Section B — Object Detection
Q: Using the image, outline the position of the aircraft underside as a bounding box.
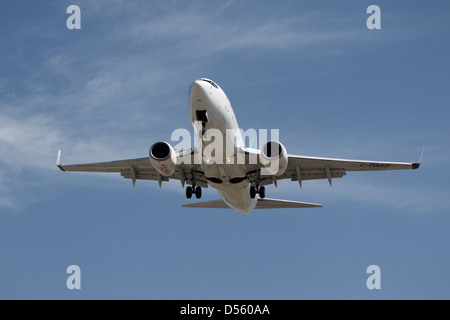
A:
[57,78,420,214]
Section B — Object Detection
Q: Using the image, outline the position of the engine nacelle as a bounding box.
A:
[259,141,288,176]
[149,142,177,176]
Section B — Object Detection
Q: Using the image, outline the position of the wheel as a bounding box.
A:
[195,186,202,199]
[259,186,266,199]
[186,186,193,199]
[250,186,257,199]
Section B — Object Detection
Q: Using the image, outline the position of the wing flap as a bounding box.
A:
[284,168,347,182]
[288,155,418,172]
[60,157,151,173]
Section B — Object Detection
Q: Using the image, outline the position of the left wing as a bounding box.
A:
[56,150,208,188]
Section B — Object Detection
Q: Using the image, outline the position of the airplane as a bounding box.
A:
[57,78,421,214]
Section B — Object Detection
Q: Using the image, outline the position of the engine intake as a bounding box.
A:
[149,142,177,176]
[260,141,288,176]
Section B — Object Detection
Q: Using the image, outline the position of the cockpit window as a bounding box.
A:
[200,78,218,89]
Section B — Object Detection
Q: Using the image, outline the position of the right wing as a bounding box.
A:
[240,147,420,187]
[56,149,208,188]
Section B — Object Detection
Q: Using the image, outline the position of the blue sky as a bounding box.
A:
[0,0,449,299]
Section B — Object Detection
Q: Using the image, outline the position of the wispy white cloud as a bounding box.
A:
[0,111,153,210]
[0,115,62,169]
[0,170,18,210]
[113,6,365,57]
[272,173,445,215]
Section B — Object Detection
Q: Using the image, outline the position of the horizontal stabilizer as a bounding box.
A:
[182,200,229,209]
[256,198,322,209]
[182,198,322,209]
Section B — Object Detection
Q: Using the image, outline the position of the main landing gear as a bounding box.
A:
[186,169,202,199]
[250,186,266,199]
[186,186,202,199]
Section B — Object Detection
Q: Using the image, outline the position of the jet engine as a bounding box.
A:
[260,141,288,176]
[149,142,177,176]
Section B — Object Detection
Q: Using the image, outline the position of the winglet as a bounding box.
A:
[412,147,424,170]
[419,146,424,163]
[56,150,65,172]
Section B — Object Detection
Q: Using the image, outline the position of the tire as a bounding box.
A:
[250,186,256,199]
[186,186,193,199]
[195,186,202,199]
[259,186,266,199]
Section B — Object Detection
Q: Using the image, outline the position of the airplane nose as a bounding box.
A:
[190,80,206,101]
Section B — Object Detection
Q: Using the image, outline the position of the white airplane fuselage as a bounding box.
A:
[189,79,257,214]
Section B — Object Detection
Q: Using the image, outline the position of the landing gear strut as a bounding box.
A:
[250,186,266,199]
[186,169,202,199]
